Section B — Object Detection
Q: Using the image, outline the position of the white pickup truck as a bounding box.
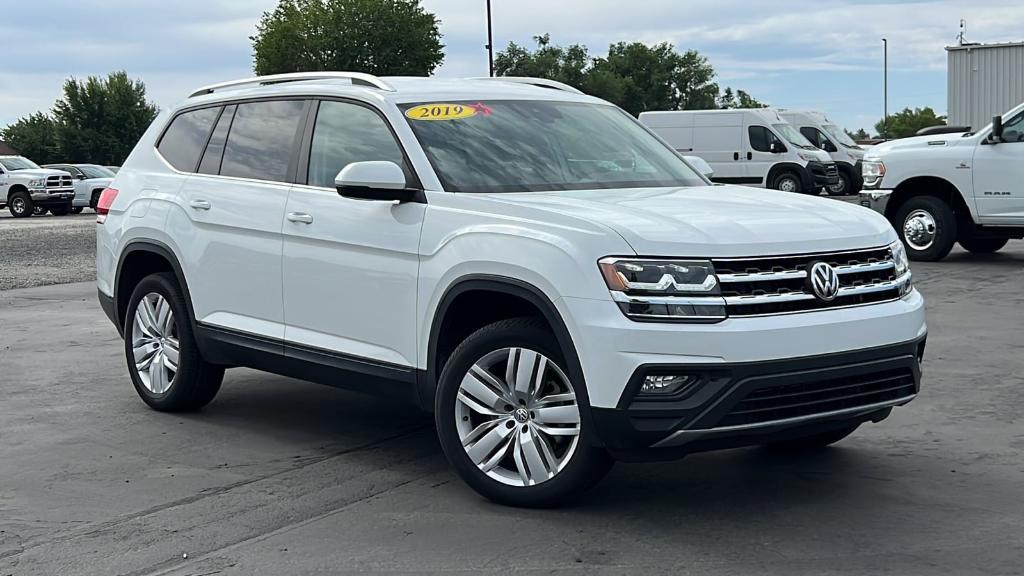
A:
[0,155,76,217]
[859,102,1024,261]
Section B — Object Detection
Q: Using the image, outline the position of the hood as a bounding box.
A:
[484,185,894,257]
[806,147,832,162]
[10,168,70,179]
[868,132,970,157]
[83,177,113,186]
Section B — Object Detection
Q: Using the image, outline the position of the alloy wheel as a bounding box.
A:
[778,177,798,192]
[131,292,180,394]
[12,197,26,214]
[455,347,581,487]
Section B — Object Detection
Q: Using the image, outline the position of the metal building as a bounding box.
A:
[946,41,1024,131]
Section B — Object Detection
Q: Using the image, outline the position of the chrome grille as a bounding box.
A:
[45,174,73,190]
[713,246,903,316]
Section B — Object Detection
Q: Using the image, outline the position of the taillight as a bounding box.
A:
[96,188,119,224]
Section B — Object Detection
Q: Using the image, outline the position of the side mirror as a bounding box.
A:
[335,161,420,203]
[769,141,784,153]
[989,115,1004,143]
[824,141,837,153]
[683,155,714,179]
[76,174,87,180]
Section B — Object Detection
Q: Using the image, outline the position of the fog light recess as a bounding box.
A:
[639,374,701,397]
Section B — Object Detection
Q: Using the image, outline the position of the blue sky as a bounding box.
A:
[1,0,1021,133]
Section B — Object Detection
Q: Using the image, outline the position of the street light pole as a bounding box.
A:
[486,0,494,77]
[882,38,888,139]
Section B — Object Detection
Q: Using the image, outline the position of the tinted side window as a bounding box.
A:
[1001,112,1024,142]
[221,100,306,182]
[198,105,236,175]
[307,101,409,188]
[748,126,776,152]
[800,127,821,147]
[158,107,221,171]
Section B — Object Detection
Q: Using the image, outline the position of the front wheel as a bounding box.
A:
[125,272,224,412]
[771,171,802,194]
[827,171,852,196]
[894,196,957,261]
[9,191,33,218]
[435,317,612,507]
[958,236,1008,254]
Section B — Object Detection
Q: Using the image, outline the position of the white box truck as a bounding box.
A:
[779,109,867,195]
[639,108,839,194]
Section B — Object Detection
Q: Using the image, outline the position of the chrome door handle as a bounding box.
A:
[189,199,211,210]
[287,212,313,224]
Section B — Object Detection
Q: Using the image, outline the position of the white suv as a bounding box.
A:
[97,72,927,507]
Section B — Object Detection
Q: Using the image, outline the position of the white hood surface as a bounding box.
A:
[9,168,70,179]
[486,185,895,257]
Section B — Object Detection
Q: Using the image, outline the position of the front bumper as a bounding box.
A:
[589,337,923,460]
[806,161,841,187]
[30,189,75,205]
[859,189,893,215]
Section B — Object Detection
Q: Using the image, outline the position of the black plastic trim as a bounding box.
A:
[113,239,197,336]
[766,161,814,191]
[98,288,116,329]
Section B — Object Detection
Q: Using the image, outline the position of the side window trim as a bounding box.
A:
[195,105,227,173]
[301,96,423,191]
[155,105,221,173]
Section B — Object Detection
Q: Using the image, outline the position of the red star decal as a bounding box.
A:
[469,102,493,116]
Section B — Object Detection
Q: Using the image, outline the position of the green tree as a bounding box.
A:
[52,71,158,165]
[718,87,767,109]
[251,0,444,76]
[875,107,946,139]
[846,127,870,141]
[494,35,759,117]
[0,113,60,164]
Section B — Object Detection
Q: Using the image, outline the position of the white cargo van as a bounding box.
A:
[779,109,867,195]
[639,108,839,194]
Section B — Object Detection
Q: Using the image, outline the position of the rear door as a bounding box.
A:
[281,99,424,369]
[168,99,308,340]
[973,110,1024,224]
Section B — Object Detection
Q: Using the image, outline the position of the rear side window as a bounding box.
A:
[307,100,409,188]
[220,100,306,182]
[158,107,221,171]
[198,105,236,175]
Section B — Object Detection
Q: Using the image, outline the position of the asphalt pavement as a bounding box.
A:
[1,242,1024,575]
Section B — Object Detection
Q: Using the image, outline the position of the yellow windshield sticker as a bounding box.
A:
[405,103,491,121]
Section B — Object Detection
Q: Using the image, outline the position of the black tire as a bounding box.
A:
[49,203,71,216]
[70,206,84,214]
[827,171,852,196]
[771,171,803,194]
[90,190,102,210]
[767,423,860,450]
[435,317,613,507]
[894,196,957,262]
[33,206,48,216]
[9,191,34,218]
[958,236,1008,254]
[124,272,224,412]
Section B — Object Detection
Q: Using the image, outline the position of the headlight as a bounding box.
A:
[797,151,820,162]
[889,240,912,296]
[598,258,726,322]
[28,178,45,187]
[863,159,886,188]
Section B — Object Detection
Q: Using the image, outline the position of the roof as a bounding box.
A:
[0,141,18,155]
[946,41,1024,51]
[180,73,604,110]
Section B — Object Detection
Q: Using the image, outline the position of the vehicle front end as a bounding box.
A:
[26,170,76,207]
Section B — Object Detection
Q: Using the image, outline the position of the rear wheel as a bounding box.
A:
[894,196,957,261]
[33,205,48,216]
[435,317,612,507]
[125,273,224,412]
[958,236,1008,254]
[767,423,860,450]
[772,171,802,194]
[9,191,33,218]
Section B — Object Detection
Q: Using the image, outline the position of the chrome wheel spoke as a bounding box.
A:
[149,350,167,393]
[163,337,180,370]
[133,338,159,367]
[455,346,581,488]
[131,292,178,394]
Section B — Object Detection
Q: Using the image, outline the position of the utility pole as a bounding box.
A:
[486,0,494,77]
[882,38,888,139]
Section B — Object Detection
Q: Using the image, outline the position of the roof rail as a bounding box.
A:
[468,76,584,95]
[188,72,395,98]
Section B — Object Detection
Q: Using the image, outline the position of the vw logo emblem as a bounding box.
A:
[513,408,530,423]
[809,262,840,302]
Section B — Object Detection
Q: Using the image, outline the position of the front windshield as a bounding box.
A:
[400,100,706,193]
[78,164,115,179]
[0,157,41,171]
[822,123,858,147]
[771,124,817,149]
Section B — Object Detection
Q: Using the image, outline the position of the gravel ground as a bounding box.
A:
[0,212,96,290]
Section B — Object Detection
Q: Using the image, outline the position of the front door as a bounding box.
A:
[745,124,786,185]
[973,110,1024,224]
[282,99,424,369]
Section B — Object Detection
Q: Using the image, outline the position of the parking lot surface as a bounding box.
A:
[0,212,96,290]
[1,245,1023,575]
